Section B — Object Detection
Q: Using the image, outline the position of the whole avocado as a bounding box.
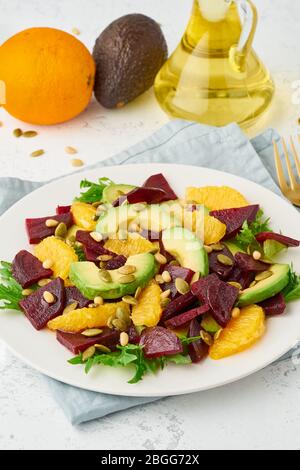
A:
[93,14,168,109]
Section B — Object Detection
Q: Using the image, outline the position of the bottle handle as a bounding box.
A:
[229,0,258,72]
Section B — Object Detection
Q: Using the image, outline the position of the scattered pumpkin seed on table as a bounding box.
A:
[13,128,22,138]
[30,149,45,158]
[23,130,38,138]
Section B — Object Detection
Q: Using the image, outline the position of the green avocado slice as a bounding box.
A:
[69,253,157,300]
[102,184,136,204]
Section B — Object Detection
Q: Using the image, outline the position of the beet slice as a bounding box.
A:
[12,250,53,288]
[26,213,73,244]
[113,187,167,207]
[57,327,120,354]
[188,319,209,364]
[210,205,259,239]
[209,245,235,280]
[139,229,160,242]
[76,231,114,256]
[235,252,270,272]
[106,255,127,270]
[207,280,239,328]
[161,265,195,299]
[161,292,198,322]
[228,265,255,290]
[165,304,210,329]
[65,286,91,309]
[256,232,300,247]
[191,274,218,302]
[56,205,71,215]
[143,173,178,201]
[19,278,65,330]
[140,326,183,358]
[259,293,286,316]
[128,325,141,345]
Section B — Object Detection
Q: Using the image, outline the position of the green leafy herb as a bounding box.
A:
[75,177,113,204]
[263,239,286,260]
[282,266,300,302]
[235,209,272,251]
[0,261,23,311]
[181,335,202,345]
[69,344,191,384]
[74,245,86,261]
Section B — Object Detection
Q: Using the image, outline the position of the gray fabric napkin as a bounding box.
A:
[0,120,292,425]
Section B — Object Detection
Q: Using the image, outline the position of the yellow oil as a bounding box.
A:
[154,0,275,128]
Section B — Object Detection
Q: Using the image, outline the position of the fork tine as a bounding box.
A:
[281,137,298,190]
[273,140,288,192]
[291,136,300,178]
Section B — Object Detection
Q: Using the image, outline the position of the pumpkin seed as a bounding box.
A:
[155,274,164,284]
[55,222,67,239]
[38,278,52,287]
[45,219,59,228]
[155,253,168,265]
[63,302,78,315]
[231,307,241,319]
[82,346,96,362]
[204,245,213,254]
[118,265,137,275]
[122,295,138,306]
[94,296,104,306]
[99,261,107,270]
[255,271,273,282]
[88,303,97,308]
[160,289,171,300]
[81,329,103,337]
[217,254,233,266]
[43,291,55,304]
[214,329,223,341]
[42,259,53,269]
[71,158,84,167]
[116,307,130,322]
[191,272,200,284]
[249,280,257,288]
[161,298,171,308]
[22,288,33,297]
[90,232,103,242]
[162,271,172,283]
[135,286,142,299]
[112,318,127,331]
[31,149,45,158]
[99,270,112,283]
[175,278,190,295]
[23,130,38,138]
[168,260,180,267]
[65,146,77,154]
[13,128,23,138]
[211,243,224,252]
[228,281,242,290]
[119,274,136,284]
[120,332,129,347]
[106,316,114,329]
[94,344,111,354]
[252,250,262,261]
[71,27,81,36]
[200,330,213,346]
[97,254,113,262]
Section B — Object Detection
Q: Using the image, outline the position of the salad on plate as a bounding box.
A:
[1,173,300,384]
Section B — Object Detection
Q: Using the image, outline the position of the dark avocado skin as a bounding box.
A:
[93,14,168,108]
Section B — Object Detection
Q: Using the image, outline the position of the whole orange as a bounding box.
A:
[0,28,95,125]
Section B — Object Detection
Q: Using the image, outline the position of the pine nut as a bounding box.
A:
[45,219,59,228]
[155,253,167,265]
[65,146,78,154]
[71,158,84,167]
[160,289,171,300]
[231,307,241,319]
[162,271,172,283]
[90,232,103,242]
[120,332,129,347]
[97,254,113,262]
[22,289,33,297]
[94,296,104,306]
[155,274,164,284]
[42,259,53,269]
[204,245,213,254]
[43,291,55,304]
[38,279,52,287]
[252,250,262,260]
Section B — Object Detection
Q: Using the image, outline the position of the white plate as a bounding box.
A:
[0,164,300,397]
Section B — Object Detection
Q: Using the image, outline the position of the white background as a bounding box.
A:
[1,0,300,450]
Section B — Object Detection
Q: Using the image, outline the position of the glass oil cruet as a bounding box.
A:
[154,0,275,128]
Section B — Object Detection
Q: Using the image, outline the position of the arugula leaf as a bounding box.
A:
[181,335,202,345]
[263,239,286,260]
[0,261,23,311]
[235,209,272,251]
[282,266,300,302]
[69,344,192,384]
[75,177,113,204]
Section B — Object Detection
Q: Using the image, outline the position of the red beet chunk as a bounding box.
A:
[106,255,127,270]
[57,328,120,355]
[12,250,53,288]
[192,274,218,302]
[19,278,65,330]
[165,304,210,329]
[128,325,141,345]
[140,326,183,359]
[76,231,114,256]
[228,265,255,290]
[143,173,178,201]
[259,293,286,316]
[209,245,235,280]
[235,252,270,272]
[26,213,73,244]
[256,232,300,247]
[210,205,259,239]
[161,265,195,299]
[113,187,167,207]
[161,292,198,322]
[65,286,91,309]
[56,205,71,215]
[139,229,160,241]
[188,319,208,363]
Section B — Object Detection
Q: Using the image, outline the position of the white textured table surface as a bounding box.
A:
[1,0,300,450]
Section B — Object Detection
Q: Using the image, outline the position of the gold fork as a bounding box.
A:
[273,136,300,207]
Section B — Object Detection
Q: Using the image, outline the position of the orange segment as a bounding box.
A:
[71,202,97,231]
[47,301,130,332]
[104,234,155,258]
[209,305,266,360]
[35,236,78,280]
[131,281,162,327]
[203,215,227,245]
[186,186,248,210]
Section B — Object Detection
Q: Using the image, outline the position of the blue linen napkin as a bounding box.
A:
[0,120,291,425]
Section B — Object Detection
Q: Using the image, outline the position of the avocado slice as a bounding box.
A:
[201,314,221,334]
[102,184,136,204]
[238,263,290,307]
[69,253,157,300]
[137,205,181,233]
[162,227,209,276]
[96,205,138,236]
